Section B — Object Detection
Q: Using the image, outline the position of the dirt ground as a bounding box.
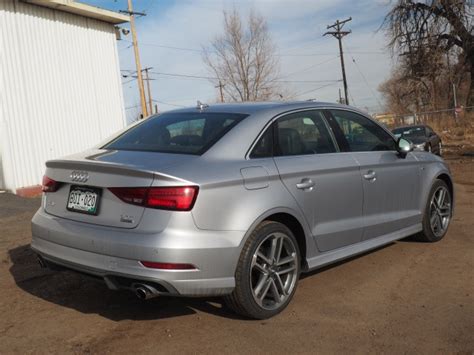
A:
[0,157,473,354]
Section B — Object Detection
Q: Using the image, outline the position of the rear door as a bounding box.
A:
[271,110,364,252]
[327,109,421,240]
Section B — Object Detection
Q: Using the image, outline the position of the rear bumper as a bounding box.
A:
[31,209,246,296]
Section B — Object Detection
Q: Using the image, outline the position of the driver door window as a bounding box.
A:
[329,110,396,152]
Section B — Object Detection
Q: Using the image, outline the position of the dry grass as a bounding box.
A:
[428,113,474,156]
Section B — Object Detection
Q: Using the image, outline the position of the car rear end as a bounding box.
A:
[31,111,249,298]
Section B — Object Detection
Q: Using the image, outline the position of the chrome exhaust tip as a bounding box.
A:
[135,287,149,300]
[133,284,159,300]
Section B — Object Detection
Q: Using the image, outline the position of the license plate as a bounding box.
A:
[67,186,101,215]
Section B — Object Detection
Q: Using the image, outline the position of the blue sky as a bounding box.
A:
[82,0,396,121]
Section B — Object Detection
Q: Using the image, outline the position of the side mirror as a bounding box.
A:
[397,137,413,158]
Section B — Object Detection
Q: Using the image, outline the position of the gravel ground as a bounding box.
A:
[0,157,473,354]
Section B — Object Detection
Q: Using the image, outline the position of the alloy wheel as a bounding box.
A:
[429,186,451,237]
[250,232,298,310]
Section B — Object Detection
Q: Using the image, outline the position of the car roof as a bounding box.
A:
[164,101,365,116]
[393,125,427,130]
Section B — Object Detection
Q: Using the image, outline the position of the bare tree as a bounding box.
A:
[203,9,282,102]
[382,0,474,106]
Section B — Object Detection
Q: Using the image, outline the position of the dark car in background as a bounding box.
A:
[392,125,442,155]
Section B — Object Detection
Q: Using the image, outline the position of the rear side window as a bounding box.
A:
[250,125,274,158]
[104,112,248,155]
[329,110,396,152]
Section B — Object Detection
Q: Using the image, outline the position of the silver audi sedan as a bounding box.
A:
[31,101,453,319]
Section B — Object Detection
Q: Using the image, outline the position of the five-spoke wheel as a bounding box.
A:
[225,221,300,319]
[417,179,452,242]
[429,185,451,238]
[250,232,299,311]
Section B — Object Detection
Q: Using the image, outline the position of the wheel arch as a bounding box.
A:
[240,207,314,271]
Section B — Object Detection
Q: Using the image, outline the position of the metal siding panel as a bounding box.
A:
[0,0,126,192]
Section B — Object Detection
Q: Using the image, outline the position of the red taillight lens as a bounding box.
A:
[147,186,198,211]
[109,186,199,211]
[42,175,59,192]
[108,187,148,206]
[140,261,197,270]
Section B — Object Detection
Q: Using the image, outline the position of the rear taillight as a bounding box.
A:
[42,175,59,192]
[109,186,199,211]
[140,261,197,270]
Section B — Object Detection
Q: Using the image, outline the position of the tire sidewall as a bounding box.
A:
[237,222,301,319]
[422,180,451,242]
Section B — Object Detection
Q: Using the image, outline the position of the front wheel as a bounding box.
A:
[224,221,301,319]
[415,179,452,242]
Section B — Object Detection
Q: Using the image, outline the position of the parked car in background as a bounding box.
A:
[32,102,453,319]
[392,125,442,155]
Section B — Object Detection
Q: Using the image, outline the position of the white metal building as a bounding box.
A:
[0,0,129,195]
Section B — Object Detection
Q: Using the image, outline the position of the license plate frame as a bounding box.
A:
[66,185,102,215]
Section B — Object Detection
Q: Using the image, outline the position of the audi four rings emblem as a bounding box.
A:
[70,171,89,183]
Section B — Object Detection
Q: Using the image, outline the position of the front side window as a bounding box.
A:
[103,112,248,155]
[329,110,396,152]
[275,111,337,156]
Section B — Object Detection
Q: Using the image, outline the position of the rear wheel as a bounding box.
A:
[415,180,452,242]
[225,221,300,319]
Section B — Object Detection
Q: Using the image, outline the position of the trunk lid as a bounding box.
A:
[43,149,195,229]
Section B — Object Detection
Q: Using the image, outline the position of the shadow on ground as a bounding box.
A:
[9,236,420,321]
[8,244,245,321]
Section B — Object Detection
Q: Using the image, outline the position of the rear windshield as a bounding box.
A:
[103,112,248,155]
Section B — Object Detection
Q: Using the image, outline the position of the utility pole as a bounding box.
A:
[216,80,225,102]
[324,17,352,105]
[338,88,344,104]
[143,67,154,114]
[123,0,148,117]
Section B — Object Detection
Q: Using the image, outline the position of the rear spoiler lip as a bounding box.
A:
[45,159,190,184]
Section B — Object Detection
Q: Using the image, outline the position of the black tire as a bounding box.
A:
[415,179,452,242]
[224,221,301,319]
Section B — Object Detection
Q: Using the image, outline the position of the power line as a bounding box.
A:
[290,82,340,99]
[152,99,186,108]
[122,77,137,85]
[278,51,385,57]
[120,39,383,58]
[122,39,204,53]
[349,54,384,110]
[279,56,340,79]
[122,69,342,84]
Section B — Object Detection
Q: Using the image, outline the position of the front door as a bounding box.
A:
[327,109,421,240]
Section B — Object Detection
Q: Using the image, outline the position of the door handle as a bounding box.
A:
[296,179,315,190]
[363,170,377,181]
